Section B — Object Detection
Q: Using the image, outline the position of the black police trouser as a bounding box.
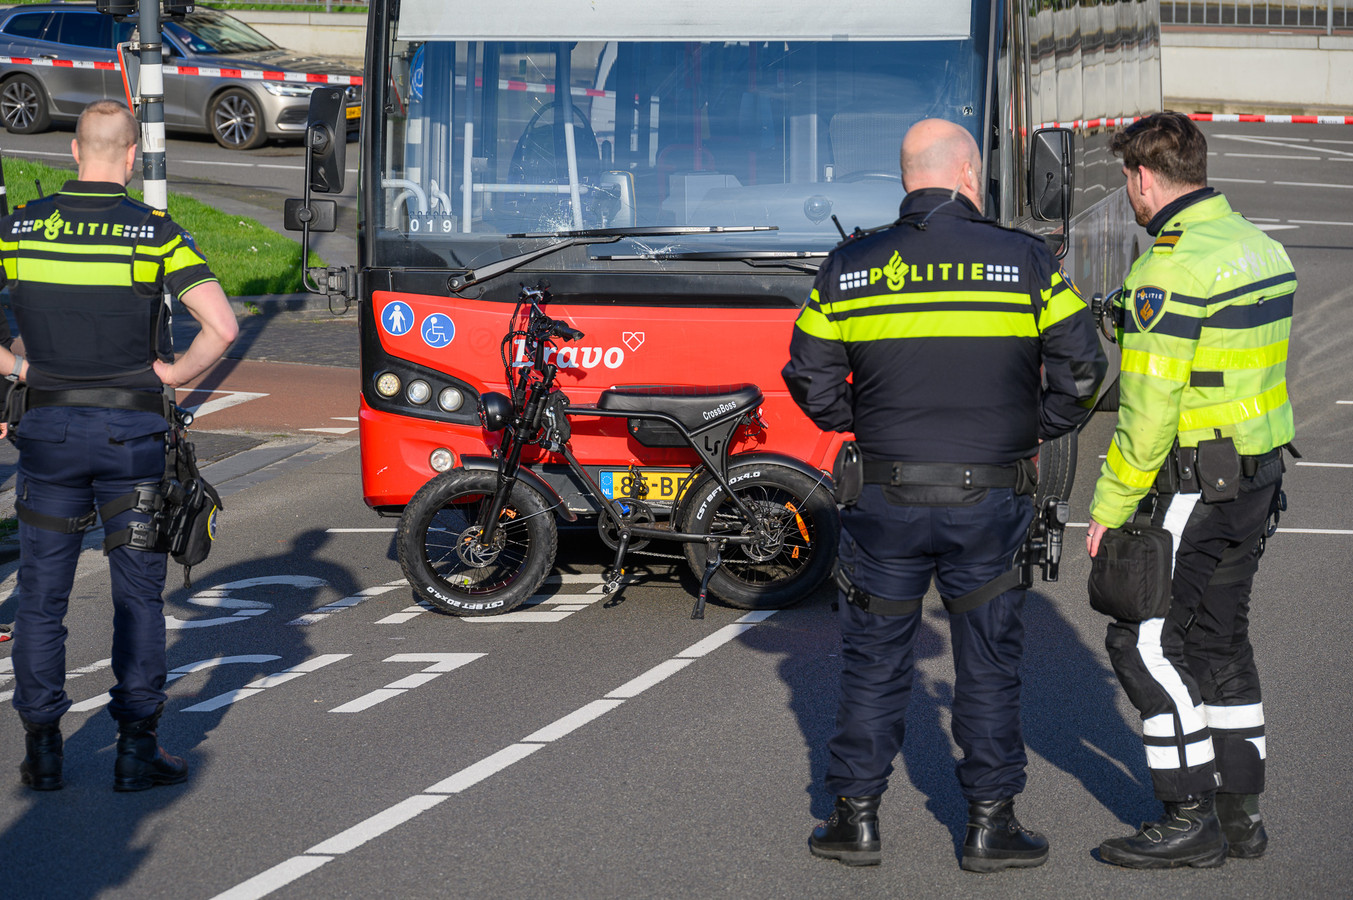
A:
[824,485,1033,801]
[10,407,169,726]
[1105,455,1281,801]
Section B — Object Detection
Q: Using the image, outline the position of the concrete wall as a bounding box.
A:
[237,13,1353,114]
[1162,29,1353,113]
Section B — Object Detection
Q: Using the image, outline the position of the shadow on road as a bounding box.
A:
[738,585,1154,863]
[0,528,361,899]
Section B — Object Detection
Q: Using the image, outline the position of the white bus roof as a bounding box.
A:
[396,0,970,42]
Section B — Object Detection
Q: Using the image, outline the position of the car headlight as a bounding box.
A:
[262,81,315,98]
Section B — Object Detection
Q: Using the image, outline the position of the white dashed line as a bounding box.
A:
[210,610,780,900]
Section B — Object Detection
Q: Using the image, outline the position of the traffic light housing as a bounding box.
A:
[95,0,137,18]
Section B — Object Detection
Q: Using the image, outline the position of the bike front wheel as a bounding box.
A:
[681,463,839,609]
[397,469,558,616]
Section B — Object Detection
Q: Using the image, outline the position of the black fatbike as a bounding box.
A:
[396,285,839,618]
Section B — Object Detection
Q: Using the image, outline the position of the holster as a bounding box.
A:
[832,441,863,507]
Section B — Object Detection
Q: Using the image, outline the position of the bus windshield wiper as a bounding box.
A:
[451,226,779,291]
[591,249,826,273]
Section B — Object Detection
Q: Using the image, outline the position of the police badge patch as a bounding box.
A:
[1133,286,1168,332]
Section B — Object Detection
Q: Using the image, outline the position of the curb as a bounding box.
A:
[227,292,352,316]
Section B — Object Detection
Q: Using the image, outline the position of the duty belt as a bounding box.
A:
[861,460,1018,489]
[1240,447,1283,478]
[25,387,170,417]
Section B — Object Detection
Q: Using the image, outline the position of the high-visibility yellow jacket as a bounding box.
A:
[1091,191,1296,527]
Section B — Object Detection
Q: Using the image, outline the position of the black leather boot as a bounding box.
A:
[113,706,188,792]
[1098,793,1228,868]
[809,795,882,866]
[960,797,1049,872]
[1216,792,1267,859]
[19,717,64,791]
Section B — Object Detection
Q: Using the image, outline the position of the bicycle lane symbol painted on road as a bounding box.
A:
[382,300,415,337]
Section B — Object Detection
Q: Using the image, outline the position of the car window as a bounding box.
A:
[165,11,276,54]
[50,12,111,50]
[2,12,52,40]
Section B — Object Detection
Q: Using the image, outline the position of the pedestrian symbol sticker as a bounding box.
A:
[382,301,414,337]
[421,314,455,348]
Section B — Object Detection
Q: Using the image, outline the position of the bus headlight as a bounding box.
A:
[375,372,401,398]
[406,380,431,405]
[438,387,464,411]
[429,448,454,472]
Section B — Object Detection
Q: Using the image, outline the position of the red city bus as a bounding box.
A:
[289,0,1160,611]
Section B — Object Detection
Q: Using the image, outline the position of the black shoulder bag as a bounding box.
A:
[1087,522,1173,621]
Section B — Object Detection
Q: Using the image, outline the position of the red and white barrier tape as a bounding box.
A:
[0,55,362,86]
[1040,113,1353,129]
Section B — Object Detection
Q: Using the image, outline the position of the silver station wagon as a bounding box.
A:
[0,3,360,150]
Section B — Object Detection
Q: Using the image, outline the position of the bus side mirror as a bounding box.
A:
[306,87,347,194]
[1029,126,1073,222]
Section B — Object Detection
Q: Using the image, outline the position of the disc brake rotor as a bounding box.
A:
[455,525,507,567]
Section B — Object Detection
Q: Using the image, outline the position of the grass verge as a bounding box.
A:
[2,156,320,297]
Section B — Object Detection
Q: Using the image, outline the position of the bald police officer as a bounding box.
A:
[785,119,1105,869]
[3,100,238,792]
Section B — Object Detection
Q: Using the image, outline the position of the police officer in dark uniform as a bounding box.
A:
[3,100,238,792]
[784,118,1105,869]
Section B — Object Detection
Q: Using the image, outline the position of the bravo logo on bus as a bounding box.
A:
[512,331,641,369]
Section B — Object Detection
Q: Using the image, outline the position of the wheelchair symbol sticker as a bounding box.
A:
[421,314,455,348]
[381,301,414,337]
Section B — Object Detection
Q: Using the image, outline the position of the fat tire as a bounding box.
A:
[1036,430,1078,508]
[1096,376,1121,413]
[397,469,557,616]
[681,463,838,610]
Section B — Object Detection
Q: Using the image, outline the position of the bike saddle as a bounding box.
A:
[597,383,764,432]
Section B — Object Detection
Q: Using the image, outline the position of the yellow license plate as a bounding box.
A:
[599,469,695,502]
[345,105,361,120]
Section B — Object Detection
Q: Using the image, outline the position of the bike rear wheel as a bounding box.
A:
[397,469,558,616]
[681,463,838,609]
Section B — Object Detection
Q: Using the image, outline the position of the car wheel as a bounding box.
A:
[209,87,266,150]
[1,74,51,135]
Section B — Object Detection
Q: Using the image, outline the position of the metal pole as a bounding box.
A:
[138,1,166,210]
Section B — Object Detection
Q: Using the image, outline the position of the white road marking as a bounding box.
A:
[210,856,335,900]
[1255,225,1300,232]
[176,389,269,419]
[181,653,349,713]
[1211,177,1267,184]
[1296,460,1353,467]
[289,580,407,625]
[378,574,625,625]
[211,610,780,900]
[329,653,483,713]
[1223,153,1320,160]
[167,576,327,629]
[300,427,358,434]
[1289,219,1353,226]
[66,654,284,713]
[1273,181,1353,190]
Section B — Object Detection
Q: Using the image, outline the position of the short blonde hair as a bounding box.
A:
[75,100,138,162]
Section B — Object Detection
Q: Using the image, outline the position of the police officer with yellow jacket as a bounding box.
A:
[1087,112,1294,868]
[784,119,1105,870]
[3,100,238,793]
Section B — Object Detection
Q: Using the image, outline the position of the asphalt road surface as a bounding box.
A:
[0,123,1351,898]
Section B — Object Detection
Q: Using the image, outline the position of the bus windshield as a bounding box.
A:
[375,34,986,271]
